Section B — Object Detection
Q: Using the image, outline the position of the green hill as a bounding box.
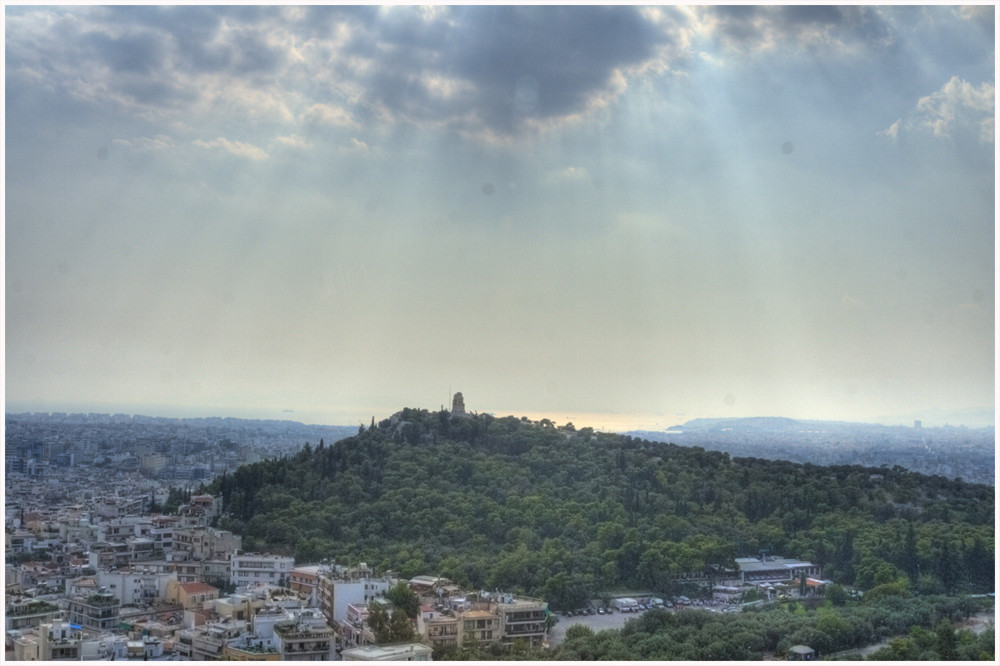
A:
[202,407,994,606]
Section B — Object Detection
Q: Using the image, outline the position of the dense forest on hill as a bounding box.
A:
[202,408,993,607]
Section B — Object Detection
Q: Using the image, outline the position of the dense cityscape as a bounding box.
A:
[4,405,995,660]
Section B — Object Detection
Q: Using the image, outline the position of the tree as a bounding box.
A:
[385,582,420,619]
[900,521,919,583]
[963,537,993,592]
[824,583,848,606]
[388,608,415,642]
[935,619,957,660]
[933,540,959,594]
[367,603,390,643]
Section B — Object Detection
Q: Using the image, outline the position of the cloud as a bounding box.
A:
[878,119,901,141]
[301,103,359,128]
[275,134,311,150]
[305,6,681,140]
[112,135,175,151]
[4,5,294,124]
[342,137,370,153]
[698,5,889,53]
[956,4,995,33]
[882,77,995,144]
[915,77,994,143]
[193,137,268,160]
[6,4,991,151]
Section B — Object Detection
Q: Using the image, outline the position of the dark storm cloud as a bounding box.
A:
[344,5,669,135]
[98,5,228,72]
[7,5,669,137]
[82,29,165,75]
[706,5,890,50]
[98,5,286,77]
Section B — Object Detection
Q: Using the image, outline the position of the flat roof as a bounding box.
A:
[736,558,815,572]
[343,643,432,659]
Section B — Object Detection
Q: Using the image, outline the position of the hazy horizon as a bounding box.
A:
[4,398,994,432]
[6,6,994,429]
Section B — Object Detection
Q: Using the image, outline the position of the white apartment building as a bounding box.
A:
[317,573,395,627]
[230,551,294,588]
[96,568,176,606]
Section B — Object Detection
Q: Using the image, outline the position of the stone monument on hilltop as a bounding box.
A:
[451,392,466,416]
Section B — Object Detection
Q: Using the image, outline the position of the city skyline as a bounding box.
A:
[5,5,995,430]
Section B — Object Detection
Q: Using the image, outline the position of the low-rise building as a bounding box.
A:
[10,620,87,661]
[273,609,336,660]
[177,494,222,528]
[96,567,176,606]
[316,568,395,627]
[495,594,548,648]
[186,619,249,661]
[165,580,220,610]
[230,551,294,588]
[4,596,62,631]
[173,526,241,561]
[338,602,377,650]
[224,633,281,660]
[417,605,460,650]
[290,564,323,603]
[462,607,500,644]
[735,555,821,584]
[66,588,120,631]
[414,593,547,650]
[213,593,264,622]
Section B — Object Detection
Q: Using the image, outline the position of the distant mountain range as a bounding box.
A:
[623,414,994,485]
[662,413,994,433]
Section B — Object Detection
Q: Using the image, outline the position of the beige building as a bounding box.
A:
[415,593,548,650]
[495,595,548,648]
[417,606,459,650]
[172,526,242,561]
[165,579,220,610]
[11,620,85,661]
[462,608,500,644]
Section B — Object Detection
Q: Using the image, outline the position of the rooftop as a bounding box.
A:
[178,581,219,595]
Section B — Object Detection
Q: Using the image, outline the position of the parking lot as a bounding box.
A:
[545,609,643,647]
[545,601,739,648]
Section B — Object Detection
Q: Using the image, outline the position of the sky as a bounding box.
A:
[5,3,996,430]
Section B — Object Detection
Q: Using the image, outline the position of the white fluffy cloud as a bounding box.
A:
[884,77,995,144]
[916,76,994,143]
